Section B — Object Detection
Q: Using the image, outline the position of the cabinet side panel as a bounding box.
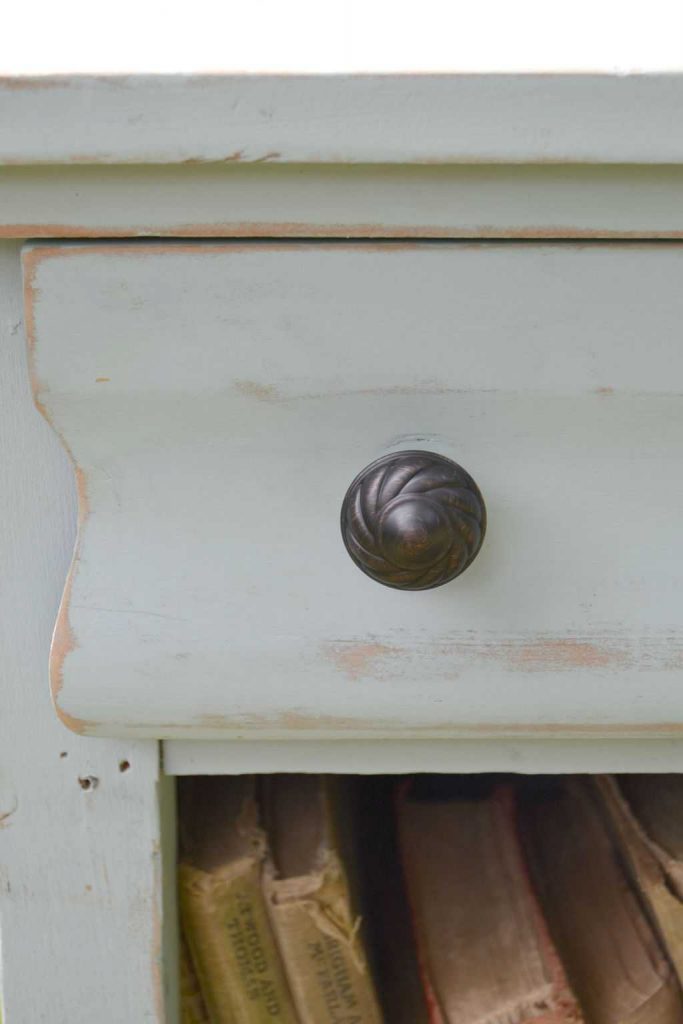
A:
[0,242,177,1023]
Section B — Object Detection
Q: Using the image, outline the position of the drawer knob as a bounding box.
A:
[340,450,486,590]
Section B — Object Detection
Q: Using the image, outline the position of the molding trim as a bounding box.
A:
[3,74,683,166]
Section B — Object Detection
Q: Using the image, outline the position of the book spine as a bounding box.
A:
[265,864,383,1024]
[180,933,211,1024]
[594,776,683,990]
[179,861,297,1024]
[394,781,446,1024]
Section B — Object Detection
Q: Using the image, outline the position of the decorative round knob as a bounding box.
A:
[340,450,486,590]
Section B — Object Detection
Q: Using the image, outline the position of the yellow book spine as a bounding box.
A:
[265,857,383,1024]
[180,934,211,1024]
[179,861,298,1024]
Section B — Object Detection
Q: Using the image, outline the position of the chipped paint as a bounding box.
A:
[483,636,630,672]
[197,711,388,732]
[323,634,681,680]
[19,238,681,262]
[56,707,683,741]
[7,221,683,241]
[325,642,398,681]
[193,709,683,738]
[23,247,90,735]
[48,466,90,735]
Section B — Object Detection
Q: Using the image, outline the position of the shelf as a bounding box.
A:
[164,738,683,775]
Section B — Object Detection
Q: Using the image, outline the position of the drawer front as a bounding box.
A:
[24,242,683,738]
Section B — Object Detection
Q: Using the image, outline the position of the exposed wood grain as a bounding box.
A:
[5,165,683,239]
[24,240,683,740]
[0,242,178,1022]
[2,75,683,165]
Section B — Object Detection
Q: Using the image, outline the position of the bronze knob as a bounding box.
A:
[340,450,486,590]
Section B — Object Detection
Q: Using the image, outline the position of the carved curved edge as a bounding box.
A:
[24,247,90,735]
[47,467,90,735]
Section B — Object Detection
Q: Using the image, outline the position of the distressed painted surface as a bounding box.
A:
[164,739,683,776]
[0,243,177,1022]
[24,241,683,739]
[5,165,683,239]
[3,75,683,165]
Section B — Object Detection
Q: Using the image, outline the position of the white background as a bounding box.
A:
[2,0,683,74]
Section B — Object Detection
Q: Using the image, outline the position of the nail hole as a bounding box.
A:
[59,751,68,759]
[118,760,130,773]
[78,776,98,791]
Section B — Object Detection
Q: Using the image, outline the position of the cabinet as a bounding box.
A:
[3,74,683,1022]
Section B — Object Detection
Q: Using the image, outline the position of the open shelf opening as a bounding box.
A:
[175,772,683,1023]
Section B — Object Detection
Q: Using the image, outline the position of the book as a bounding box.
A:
[397,777,583,1024]
[262,774,384,1024]
[177,775,298,1024]
[522,777,683,1024]
[179,933,211,1024]
[595,775,683,987]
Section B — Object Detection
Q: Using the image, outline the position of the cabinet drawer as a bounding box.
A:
[24,242,683,738]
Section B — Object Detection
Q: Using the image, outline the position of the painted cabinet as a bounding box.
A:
[3,75,683,1024]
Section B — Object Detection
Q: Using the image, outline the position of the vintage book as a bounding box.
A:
[262,774,384,1024]
[397,778,583,1024]
[179,933,211,1024]
[177,776,298,1024]
[595,775,683,987]
[522,777,683,1024]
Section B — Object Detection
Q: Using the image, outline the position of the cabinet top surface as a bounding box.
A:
[4,74,683,167]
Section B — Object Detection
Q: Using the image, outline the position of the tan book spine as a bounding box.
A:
[264,851,383,1024]
[524,778,683,1024]
[595,776,683,987]
[398,784,583,1024]
[180,934,211,1024]
[179,857,298,1024]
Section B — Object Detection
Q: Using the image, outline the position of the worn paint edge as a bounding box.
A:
[9,222,683,241]
[72,717,683,741]
[22,246,92,735]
